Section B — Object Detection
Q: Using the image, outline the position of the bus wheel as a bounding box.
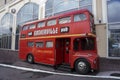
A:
[27,54,34,64]
[75,59,90,74]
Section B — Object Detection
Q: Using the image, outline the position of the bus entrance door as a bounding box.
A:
[64,39,70,64]
[55,38,70,65]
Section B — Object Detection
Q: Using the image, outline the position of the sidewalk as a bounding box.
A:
[0,49,19,64]
[0,49,120,77]
[99,57,120,71]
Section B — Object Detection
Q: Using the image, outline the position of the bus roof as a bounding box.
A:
[23,9,92,26]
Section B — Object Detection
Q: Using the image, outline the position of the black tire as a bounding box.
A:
[27,54,34,64]
[75,59,90,75]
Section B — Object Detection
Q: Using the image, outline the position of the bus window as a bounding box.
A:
[22,25,28,31]
[38,21,45,28]
[46,41,53,48]
[74,14,86,22]
[36,42,44,48]
[47,19,56,26]
[81,38,94,50]
[73,38,95,51]
[28,42,34,47]
[59,17,71,24]
[29,24,36,29]
[73,38,80,51]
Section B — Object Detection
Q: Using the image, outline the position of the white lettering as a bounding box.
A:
[34,28,58,36]
[60,27,69,33]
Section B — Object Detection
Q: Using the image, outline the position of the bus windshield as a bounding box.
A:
[73,38,95,51]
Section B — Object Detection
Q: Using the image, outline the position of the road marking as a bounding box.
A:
[0,64,120,79]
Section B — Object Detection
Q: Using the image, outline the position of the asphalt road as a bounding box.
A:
[0,50,120,80]
[0,65,119,80]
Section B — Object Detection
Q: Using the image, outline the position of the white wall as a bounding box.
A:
[0,0,43,50]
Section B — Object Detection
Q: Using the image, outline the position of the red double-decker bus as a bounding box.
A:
[19,9,99,74]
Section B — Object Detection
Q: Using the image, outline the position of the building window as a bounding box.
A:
[79,0,92,11]
[53,0,79,14]
[17,2,39,33]
[16,2,39,50]
[107,0,120,57]
[0,13,13,49]
[45,0,53,17]
[45,0,92,17]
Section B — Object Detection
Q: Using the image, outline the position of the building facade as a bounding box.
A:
[0,0,120,59]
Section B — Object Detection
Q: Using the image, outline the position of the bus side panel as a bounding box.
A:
[72,21,90,34]
[44,48,55,65]
[34,45,45,64]
[41,39,55,65]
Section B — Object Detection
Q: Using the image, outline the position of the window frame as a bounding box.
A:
[106,0,120,58]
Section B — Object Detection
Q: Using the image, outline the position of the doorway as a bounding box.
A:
[55,38,70,65]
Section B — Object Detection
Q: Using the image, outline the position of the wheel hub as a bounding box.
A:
[78,61,87,71]
[28,55,32,62]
